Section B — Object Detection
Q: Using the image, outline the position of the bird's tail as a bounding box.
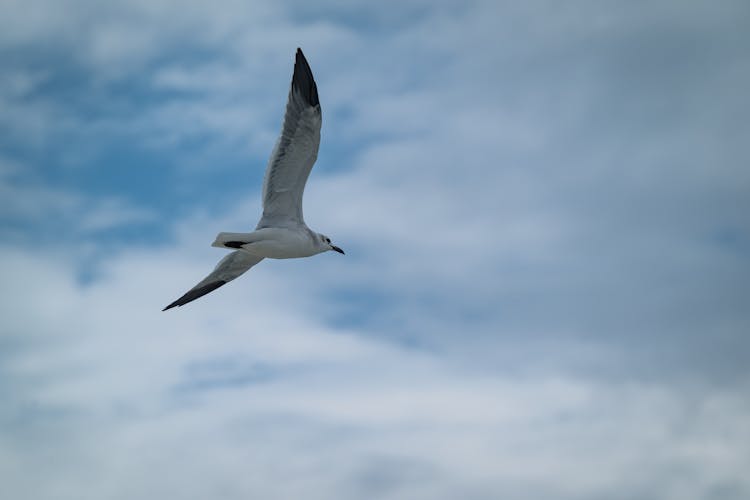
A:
[211,232,254,249]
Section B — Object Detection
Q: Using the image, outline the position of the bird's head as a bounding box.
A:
[318,233,345,255]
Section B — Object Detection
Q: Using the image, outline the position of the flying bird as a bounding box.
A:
[163,48,344,311]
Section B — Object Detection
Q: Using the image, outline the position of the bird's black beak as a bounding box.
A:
[331,245,345,255]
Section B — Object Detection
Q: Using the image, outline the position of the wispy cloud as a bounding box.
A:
[2,239,749,499]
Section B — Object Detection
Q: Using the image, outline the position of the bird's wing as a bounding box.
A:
[256,48,322,230]
[162,251,263,310]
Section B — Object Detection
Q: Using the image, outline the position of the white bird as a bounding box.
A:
[163,48,344,311]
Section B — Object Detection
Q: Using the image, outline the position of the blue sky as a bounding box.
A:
[2,0,749,498]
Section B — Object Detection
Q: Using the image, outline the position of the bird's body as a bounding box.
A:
[212,227,325,259]
[163,48,344,311]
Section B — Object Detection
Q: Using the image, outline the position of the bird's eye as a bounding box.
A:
[325,237,330,243]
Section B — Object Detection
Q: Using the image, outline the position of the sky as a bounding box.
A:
[1,0,749,498]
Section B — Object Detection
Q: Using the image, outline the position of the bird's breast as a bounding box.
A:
[240,228,318,259]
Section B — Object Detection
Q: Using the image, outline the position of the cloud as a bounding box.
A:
[2,237,749,500]
[1,0,749,499]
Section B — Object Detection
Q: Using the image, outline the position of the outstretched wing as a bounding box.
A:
[256,48,322,230]
[162,251,263,311]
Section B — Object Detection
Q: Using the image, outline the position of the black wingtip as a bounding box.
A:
[162,280,227,311]
[293,48,319,107]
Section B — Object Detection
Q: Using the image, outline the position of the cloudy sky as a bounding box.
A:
[2,0,749,498]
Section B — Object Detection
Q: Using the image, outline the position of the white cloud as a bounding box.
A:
[2,236,749,500]
[2,0,749,498]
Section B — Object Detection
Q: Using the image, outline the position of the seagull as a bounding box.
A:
[163,48,344,311]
